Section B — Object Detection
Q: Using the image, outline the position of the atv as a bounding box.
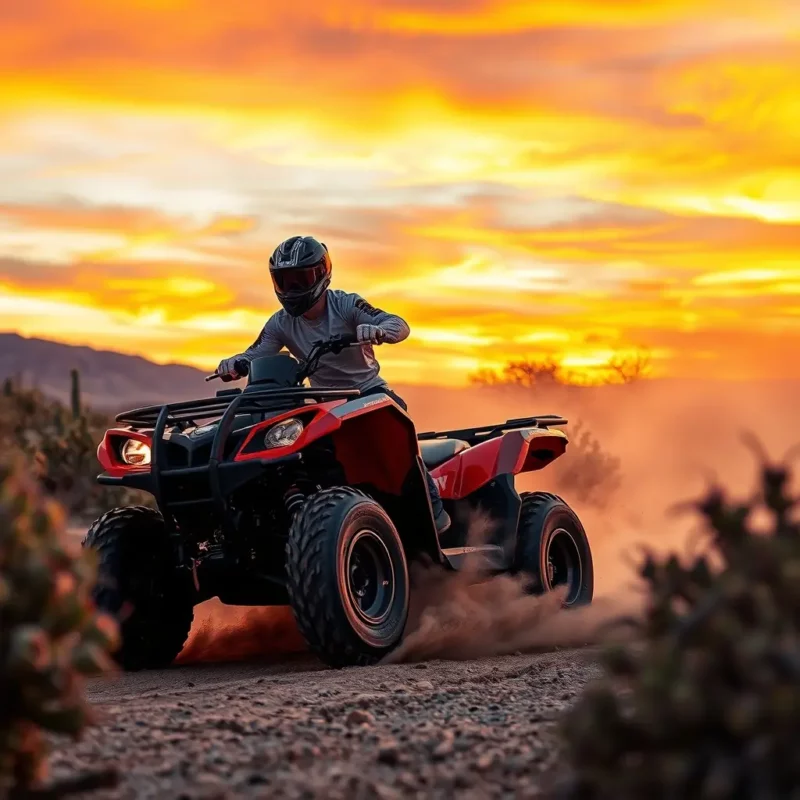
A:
[84,334,593,670]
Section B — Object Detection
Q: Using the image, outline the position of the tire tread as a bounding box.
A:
[286,487,403,668]
[83,506,194,670]
[516,491,593,603]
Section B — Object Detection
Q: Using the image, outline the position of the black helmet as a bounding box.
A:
[269,235,332,317]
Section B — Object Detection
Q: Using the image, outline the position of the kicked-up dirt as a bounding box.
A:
[50,648,601,799]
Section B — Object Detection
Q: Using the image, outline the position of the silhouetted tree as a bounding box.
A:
[470,357,566,388]
[605,348,652,384]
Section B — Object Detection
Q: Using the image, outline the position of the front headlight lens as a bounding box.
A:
[120,439,152,466]
[264,418,304,449]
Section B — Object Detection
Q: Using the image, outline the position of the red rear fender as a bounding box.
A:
[430,428,568,500]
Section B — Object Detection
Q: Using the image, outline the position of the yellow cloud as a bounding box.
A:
[0,0,799,383]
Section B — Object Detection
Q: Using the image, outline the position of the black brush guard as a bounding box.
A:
[101,387,360,532]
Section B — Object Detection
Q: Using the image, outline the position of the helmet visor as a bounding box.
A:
[271,264,328,293]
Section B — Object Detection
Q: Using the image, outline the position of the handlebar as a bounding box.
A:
[205,358,251,383]
[205,335,361,383]
[326,333,359,350]
[295,334,359,384]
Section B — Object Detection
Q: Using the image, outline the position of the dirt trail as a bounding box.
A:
[54,378,798,797]
[51,649,600,799]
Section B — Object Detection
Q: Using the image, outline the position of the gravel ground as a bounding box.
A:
[49,648,601,799]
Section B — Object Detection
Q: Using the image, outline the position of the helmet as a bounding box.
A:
[269,235,332,317]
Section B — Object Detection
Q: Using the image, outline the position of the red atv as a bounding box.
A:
[84,335,593,670]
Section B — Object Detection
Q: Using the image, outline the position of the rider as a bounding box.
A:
[216,235,452,535]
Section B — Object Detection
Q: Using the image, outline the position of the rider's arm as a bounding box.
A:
[243,315,284,359]
[348,294,410,344]
[217,315,284,376]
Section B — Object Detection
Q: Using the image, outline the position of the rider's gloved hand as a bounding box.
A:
[356,324,386,345]
[216,356,245,378]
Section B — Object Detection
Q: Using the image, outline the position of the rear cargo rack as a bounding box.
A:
[417,414,568,447]
[115,387,360,428]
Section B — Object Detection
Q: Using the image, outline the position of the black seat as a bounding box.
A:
[419,438,470,469]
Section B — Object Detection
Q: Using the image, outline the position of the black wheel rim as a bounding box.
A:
[546,528,583,605]
[345,530,395,625]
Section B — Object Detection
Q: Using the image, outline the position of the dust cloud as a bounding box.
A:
[383,508,636,664]
[177,377,798,665]
[401,377,800,590]
[384,562,632,664]
[176,600,306,664]
[382,377,798,662]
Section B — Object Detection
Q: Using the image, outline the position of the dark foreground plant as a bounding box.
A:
[561,451,800,798]
[0,462,119,796]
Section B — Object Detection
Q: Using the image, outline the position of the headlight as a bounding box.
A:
[120,439,152,466]
[264,418,304,449]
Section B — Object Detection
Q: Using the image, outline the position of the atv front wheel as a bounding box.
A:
[515,492,593,606]
[286,487,409,667]
[83,506,195,670]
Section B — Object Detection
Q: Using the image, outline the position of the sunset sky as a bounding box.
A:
[1,0,798,385]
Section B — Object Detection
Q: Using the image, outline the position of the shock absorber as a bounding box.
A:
[283,485,305,518]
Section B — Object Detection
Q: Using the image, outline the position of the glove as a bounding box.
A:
[357,324,386,345]
[216,356,246,378]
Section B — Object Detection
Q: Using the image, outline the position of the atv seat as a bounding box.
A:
[419,438,470,469]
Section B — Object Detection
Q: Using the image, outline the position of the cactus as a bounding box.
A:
[0,461,119,794]
[69,370,81,421]
[561,453,800,798]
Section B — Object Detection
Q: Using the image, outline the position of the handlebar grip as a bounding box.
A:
[327,334,359,355]
[205,358,250,383]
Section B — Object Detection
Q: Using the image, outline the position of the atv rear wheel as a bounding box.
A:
[83,506,195,670]
[515,492,593,606]
[286,487,409,668]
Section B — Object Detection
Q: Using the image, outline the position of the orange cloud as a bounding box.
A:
[0,0,798,384]
[0,202,257,239]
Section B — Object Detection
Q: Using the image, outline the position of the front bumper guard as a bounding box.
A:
[101,388,344,532]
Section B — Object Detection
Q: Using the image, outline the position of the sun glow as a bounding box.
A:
[0,0,798,384]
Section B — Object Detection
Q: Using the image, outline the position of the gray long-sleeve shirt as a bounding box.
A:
[239,290,410,390]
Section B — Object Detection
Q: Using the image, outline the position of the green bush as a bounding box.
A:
[561,456,800,798]
[0,462,119,793]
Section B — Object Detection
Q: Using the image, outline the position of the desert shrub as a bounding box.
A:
[470,347,653,389]
[551,421,622,508]
[471,358,567,388]
[0,377,150,521]
[0,461,119,794]
[561,455,800,798]
[604,348,652,384]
